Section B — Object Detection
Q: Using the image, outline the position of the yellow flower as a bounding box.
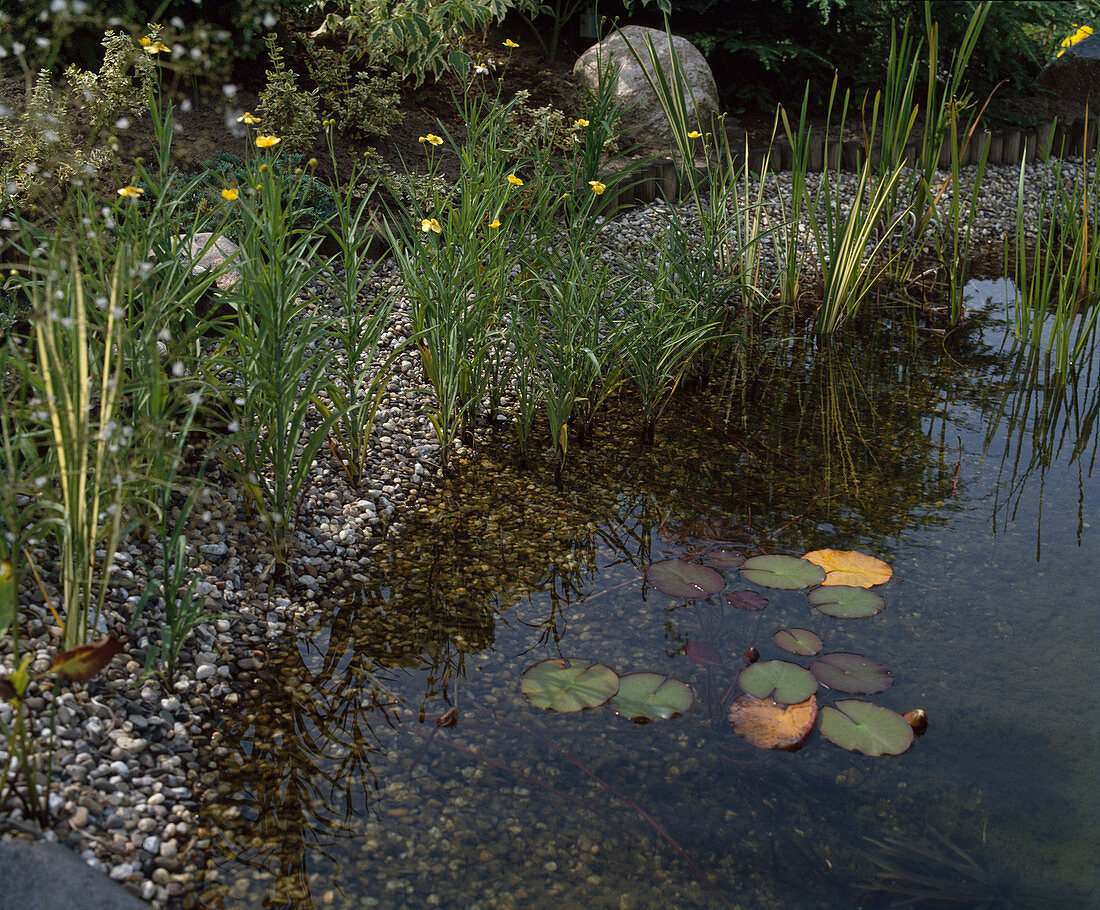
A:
[507,174,523,186]
[687,130,702,139]
[116,185,143,198]
[503,39,519,48]
[489,219,501,228]
[144,40,171,55]
[419,134,443,146]
[574,118,589,128]
[1058,24,1094,56]
[588,180,606,195]
[421,218,442,234]
[221,188,239,201]
[237,111,261,125]
[255,135,281,148]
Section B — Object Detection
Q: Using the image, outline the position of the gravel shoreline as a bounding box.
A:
[0,153,1085,906]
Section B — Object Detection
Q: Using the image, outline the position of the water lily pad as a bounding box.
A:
[741,555,826,590]
[725,590,768,611]
[685,640,725,667]
[774,627,823,656]
[609,673,694,723]
[728,694,818,750]
[802,549,892,587]
[520,659,619,713]
[644,559,725,599]
[738,659,818,705]
[808,585,885,619]
[818,700,914,756]
[706,548,745,569]
[811,652,893,694]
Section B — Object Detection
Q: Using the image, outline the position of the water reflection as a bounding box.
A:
[189,300,1096,909]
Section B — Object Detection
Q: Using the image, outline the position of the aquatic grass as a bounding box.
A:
[312,127,405,488]
[1012,151,1100,370]
[16,252,133,649]
[805,77,914,335]
[218,152,334,569]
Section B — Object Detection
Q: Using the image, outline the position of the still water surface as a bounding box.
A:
[192,287,1098,909]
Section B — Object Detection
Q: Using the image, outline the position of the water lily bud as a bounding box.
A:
[744,646,760,664]
[903,709,928,735]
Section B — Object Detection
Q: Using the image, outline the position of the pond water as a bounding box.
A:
[190,285,1099,910]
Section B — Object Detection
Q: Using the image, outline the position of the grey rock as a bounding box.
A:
[1040,32,1100,114]
[0,839,151,910]
[573,26,721,151]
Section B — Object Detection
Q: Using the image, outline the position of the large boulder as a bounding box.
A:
[573,25,721,151]
[1040,32,1100,115]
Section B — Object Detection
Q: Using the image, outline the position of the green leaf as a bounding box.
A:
[520,659,619,713]
[811,652,893,694]
[609,673,694,723]
[738,659,818,705]
[741,555,826,590]
[0,559,14,639]
[774,627,823,656]
[808,585,885,619]
[818,700,914,756]
[644,558,725,599]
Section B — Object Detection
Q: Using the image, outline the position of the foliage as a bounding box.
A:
[302,40,404,139]
[256,34,322,156]
[310,0,540,86]
[0,28,159,212]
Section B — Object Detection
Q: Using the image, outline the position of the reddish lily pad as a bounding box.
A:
[738,659,818,705]
[741,555,826,590]
[645,559,725,599]
[685,640,725,667]
[520,659,619,713]
[609,673,694,723]
[725,590,768,611]
[706,548,745,569]
[811,652,893,694]
[818,700,914,756]
[808,585,885,619]
[50,636,124,681]
[774,627,824,656]
[728,694,818,750]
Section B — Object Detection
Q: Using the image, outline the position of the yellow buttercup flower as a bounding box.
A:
[574,118,589,128]
[687,130,702,139]
[255,135,281,148]
[588,180,606,195]
[503,39,519,48]
[421,218,442,234]
[221,188,239,201]
[419,134,443,146]
[237,111,261,125]
[507,174,523,186]
[489,219,502,228]
[144,40,171,55]
[117,185,144,198]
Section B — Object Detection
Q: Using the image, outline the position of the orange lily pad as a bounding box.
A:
[802,549,892,588]
[727,694,818,750]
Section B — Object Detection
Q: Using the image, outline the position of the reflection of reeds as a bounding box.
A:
[857,824,1081,909]
[982,343,1100,550]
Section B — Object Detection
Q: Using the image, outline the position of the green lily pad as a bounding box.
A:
[645,559,725,599]
[706,548,745,569]
[609,673,695,723]
[808,585,885,619]
[774,627,823,656]
[811,652,893,694]
[725,590,768,611]
[520,659,619,713]
[818,700,914,756]
[738,659,818,705]
[741,555,826,590]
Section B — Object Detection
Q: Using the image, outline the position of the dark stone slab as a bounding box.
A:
[0,839,151,910]
[1040,33,1100,113]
